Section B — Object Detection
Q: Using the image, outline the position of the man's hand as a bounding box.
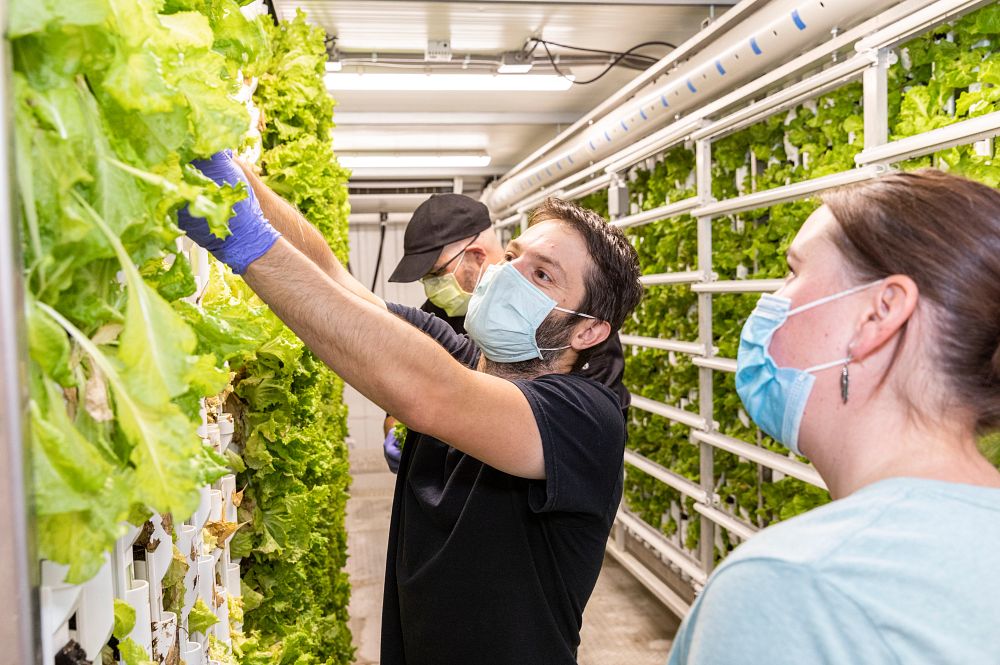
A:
[383,430,402,474]
[177,150,281,274]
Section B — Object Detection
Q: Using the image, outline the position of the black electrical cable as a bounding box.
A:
[537,38,677,85]
[527,37,670,64]
[261,0,279,26]
[370,221,388,291]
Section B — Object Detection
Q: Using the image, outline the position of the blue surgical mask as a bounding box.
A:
[735,281,880,455]
[465,263,595,363]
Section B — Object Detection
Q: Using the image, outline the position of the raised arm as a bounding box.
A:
[178,152,545,479]
[235,161,385,309]
[243,239,545,479]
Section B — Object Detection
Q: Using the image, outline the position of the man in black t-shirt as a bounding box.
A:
[381,193,630,472]
[177,152,644,665]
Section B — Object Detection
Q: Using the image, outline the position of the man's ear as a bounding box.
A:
[849,275,919,362]
[572,319,611,352]
[459,247,488,291]
[465,246,487,266]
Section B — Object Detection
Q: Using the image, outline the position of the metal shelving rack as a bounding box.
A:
[493,0,1000,618]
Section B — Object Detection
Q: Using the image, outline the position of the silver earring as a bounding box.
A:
[840,362,850,404]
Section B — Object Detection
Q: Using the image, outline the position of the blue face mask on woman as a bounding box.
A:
[465,263,595,363]
[735,281,880,455]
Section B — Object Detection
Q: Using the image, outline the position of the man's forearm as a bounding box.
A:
[243,239,460,429]
[240,166,337,271]
[239,164,384,308]
[243,239,545,479]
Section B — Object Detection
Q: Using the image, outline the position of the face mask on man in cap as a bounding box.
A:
[387,194,493,286]
[420,238,476,316]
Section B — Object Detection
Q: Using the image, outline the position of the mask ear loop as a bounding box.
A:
[473,258,489,291]
[553,306,596,320]
[787,279,883,317]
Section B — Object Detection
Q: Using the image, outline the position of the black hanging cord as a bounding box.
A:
[527,38,671,64]
[536,39,677,85]
[370,219,388,292]
[261,0,279,26]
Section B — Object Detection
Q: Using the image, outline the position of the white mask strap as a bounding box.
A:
[453,248,467,273]
[788,279,882,317]
[473,260,491,290]
[553,305,596,320]
[804,357,850,374]
[538,344,571,353]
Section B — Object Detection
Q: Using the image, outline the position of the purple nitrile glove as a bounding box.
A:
[383,430,402,474]
[177,150,281,274]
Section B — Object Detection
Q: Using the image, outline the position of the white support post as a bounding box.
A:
[694,138,715,577]
[0,0,38,653]
[607,173,629,221]
[862,48,894,151]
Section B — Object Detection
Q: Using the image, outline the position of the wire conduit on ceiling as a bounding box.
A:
[481,0,907,212]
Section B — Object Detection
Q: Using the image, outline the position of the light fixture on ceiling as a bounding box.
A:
[497,51,534,74]
[324,72,573,92]
[338,153,492,169]
[334,131,488,152]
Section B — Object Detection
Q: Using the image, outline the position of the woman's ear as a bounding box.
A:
[849,275,919,362]
[572,319,612,352]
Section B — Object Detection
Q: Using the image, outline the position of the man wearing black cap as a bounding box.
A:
[387,193,493,334]
[382,193,631,473]
[178,152,644,665]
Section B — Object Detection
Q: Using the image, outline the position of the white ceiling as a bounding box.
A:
[272,1,733,206]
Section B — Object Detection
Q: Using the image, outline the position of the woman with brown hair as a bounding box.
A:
[668,169,1000,664]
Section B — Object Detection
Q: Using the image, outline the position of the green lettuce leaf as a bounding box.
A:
[112,598,136,639]
[118,637,154,665]
[189,597,221,635]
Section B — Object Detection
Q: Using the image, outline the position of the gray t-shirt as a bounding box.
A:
[668,476,1000,664]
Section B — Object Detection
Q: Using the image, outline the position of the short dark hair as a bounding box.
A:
[823,168,1000,434]
[528,197,643,333]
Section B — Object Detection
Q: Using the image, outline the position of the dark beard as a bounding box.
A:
[482,312,577,380]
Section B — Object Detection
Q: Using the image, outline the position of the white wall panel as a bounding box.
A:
[345,223,426,453]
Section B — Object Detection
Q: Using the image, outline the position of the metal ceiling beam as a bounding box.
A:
[335,112,581,126]
[497,0,762,182]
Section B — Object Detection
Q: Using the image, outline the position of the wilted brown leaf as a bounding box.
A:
[84,362,113,422]
[160,512,174,538]
[63,387,79,420]
[203,520,245,549]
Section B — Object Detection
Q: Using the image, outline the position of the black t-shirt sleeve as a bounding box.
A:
[513,374,625,518]
[419,299,467,335]
[387,302,479,366]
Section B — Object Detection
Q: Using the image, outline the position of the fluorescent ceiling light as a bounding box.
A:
[325,72,573,92]
[498,51,533,74]
[496,63,534,74]
[338,153,492,169]
[334,131,488,152]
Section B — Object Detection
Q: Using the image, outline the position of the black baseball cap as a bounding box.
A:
[388,193,492,283]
